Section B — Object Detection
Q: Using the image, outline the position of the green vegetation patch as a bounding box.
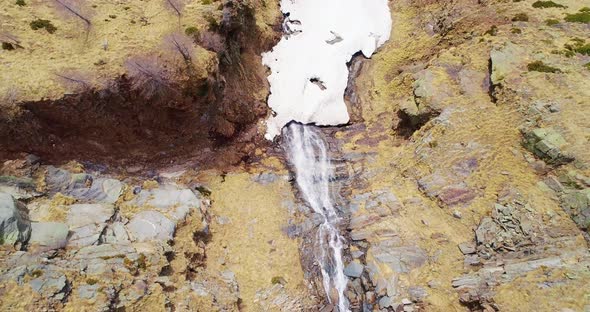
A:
[527,61,561,73]
[512,13,529,22]
[584,62,590,70]
[565,12,590,23]
[2,42,15,50]
[532,1,566,9]
[545,19,560,26]
[15,0,26,6]
[564,38,590,56]
[579,7,590,12]
[511,27,522,34]
[30,19,57,34]
[185,26,200,39]
[205,15,219,30]
[484,25,498,36]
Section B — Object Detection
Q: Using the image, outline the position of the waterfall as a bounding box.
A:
[284,123,349,312]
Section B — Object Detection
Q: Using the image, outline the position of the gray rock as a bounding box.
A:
[67,203,114,228]
[351,250,365,259]
[127,211,175,242]
[103,221,131,244]
[408,287,427,302]
[371,245,428,273]
[28,265,68,299]
[0,192,31,245]
[365,190,403,216]
[458,242,476,255]
[378,296,392,309]
[29,222,69,250]
[348,214,381,230]
[522,128,574,165]
[78,284,100,300]
[117,280,148,307]
[75,243,136,260]
[66,203,114,247]
[490,42,524,84]
[46,167,123,203]
[0,176,41,200]
[130,184,202,222]
[0,265,28,284]
[561,189,590,231]
[344,261,364,278]
[252,172,279,185]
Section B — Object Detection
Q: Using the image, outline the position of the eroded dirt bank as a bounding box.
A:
[0,0,279,167]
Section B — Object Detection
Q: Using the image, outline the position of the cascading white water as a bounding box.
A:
[284,123,349,312]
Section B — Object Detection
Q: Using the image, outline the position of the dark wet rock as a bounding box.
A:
[0,192,31,246]
[29,222,69,250]
[521,128,574,165]
[344,261,364,278]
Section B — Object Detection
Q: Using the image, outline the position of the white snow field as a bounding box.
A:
[262,0,392,139]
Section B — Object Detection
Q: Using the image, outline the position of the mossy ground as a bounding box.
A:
[344,0,590,309]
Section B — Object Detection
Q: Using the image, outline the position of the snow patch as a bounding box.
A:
[262,0,392,139]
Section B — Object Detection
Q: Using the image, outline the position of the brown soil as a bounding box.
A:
[0,1,280,170]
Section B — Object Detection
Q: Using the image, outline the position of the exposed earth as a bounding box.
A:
[1,0,589,311]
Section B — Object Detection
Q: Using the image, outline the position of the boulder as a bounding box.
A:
[370,244,428,274]
[103,221,131,244]
[27,265,68,300]
[344,261,364,278]
[0,176,41,200]
[29,222,69,250]
[46,167,123,203]
[66,203,115,247]
[127,211,175,242]
[561,189,590,230]
[129,184,202,222]
[0,192,31,245]
[522,128,574,165]
[490,42,525,85]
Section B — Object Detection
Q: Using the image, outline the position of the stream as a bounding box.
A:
[284,123,348,311]
[263,0,392,310]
